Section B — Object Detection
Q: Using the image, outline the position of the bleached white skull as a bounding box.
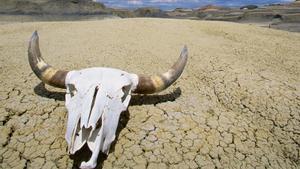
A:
[65,68,138,168]
[28,31,188,169]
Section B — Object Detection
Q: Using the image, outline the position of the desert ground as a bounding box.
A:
[0,18,299,169]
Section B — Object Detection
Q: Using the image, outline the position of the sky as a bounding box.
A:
[96,0,293,10]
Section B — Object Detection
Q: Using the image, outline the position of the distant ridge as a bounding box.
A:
[0,0,107,15]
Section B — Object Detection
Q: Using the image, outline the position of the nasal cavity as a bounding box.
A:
[67,84,77,97]
[121,85,131,102]
[88,86,100,123]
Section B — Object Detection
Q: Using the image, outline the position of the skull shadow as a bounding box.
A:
[34,83,65,101]
[34,82,181,169]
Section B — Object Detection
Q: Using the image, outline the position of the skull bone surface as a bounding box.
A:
[28,31,188,169]
[65,68,138,168]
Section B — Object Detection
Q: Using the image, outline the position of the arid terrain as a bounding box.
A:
[0,18,299,169]
[1,0,300,32]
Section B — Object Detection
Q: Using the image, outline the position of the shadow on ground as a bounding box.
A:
[130,87,181,105]
[34,82,182,105]
[34,82,65,101]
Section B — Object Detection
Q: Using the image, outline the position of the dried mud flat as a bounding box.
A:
[0,18,300,169]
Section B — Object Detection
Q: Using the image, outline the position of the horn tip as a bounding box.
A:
[33,30,38,36]
[183,45,187,50]
[31,31,39,40]
[181,45,188,57]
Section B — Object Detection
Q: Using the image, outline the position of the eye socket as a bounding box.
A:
[121,85,131,102]
[67,84,77,97]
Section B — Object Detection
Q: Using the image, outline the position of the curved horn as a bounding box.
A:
[134,46,188,94]
[28,31,68,88]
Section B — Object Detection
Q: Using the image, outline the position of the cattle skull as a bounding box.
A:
[28,31,188,169]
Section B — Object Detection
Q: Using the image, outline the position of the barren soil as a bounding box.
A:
[0,18,299,169]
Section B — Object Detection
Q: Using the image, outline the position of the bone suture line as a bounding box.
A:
[88,86,100,124]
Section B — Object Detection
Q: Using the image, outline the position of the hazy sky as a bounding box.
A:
[97,0,293,10]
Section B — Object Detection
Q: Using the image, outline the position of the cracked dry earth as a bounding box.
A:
[0,18,300,169]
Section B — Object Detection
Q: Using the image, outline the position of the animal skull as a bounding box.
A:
[28,31,188,169]
[65,68,138,168]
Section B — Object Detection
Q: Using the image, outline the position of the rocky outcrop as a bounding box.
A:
[0,0,107,15]
[0,0,299,32]
[240,5,258,10]
[134,7,167,17]
[198,5,227,12]
[192,3,300,23]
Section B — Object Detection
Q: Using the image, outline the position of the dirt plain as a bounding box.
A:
[0,18,299,169]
